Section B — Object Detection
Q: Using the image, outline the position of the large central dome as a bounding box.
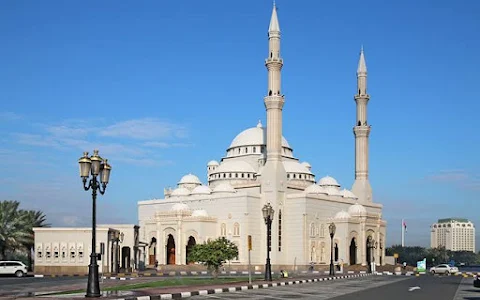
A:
[228,121,291,150]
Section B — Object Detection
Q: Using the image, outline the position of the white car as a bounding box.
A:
[429,264,458,275]
[0,261,28,277]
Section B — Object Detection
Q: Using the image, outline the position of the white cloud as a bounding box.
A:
[424,169,479,191]
[0,111,23,121]
[99,118,188,140]
[9,116,191,167]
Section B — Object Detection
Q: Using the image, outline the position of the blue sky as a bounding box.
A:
[1,0,479,249]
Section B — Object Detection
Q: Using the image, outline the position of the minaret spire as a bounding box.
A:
[264,3,284,160]
[352,46,373,203]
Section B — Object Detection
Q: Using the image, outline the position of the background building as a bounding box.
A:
[33,225,141,275]
[430,218,475,252]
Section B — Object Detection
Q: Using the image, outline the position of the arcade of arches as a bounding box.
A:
[148,234,197,265]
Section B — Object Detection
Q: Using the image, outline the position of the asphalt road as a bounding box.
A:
[331,275,465,300]
[188,275,479,300]
[0,276,88,297]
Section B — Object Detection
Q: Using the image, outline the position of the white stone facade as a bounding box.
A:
[430,218,476,252]
[33,225,140,275]
[138,5,387,270]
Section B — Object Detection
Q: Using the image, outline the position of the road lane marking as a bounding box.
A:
[408,286,421,291]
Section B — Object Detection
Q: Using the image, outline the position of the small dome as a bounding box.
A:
[301,161,311,170]
[324,186,342,196]
[283,160,313,175]
[191,185,212,195]
[335,210,351,220]
[171,203,190,211]
[207,160,219,166]
[341,189,358,199]
[212,182,236,193]
[318,176,340,187]
[348,202,367,216]
[178,174,202,185]
[171,187,191,197]
[304,184,328,194]
[191,209,209,217]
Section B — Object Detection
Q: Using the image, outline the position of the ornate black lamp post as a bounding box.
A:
[262,203,274,281]
[79,150,112,298]
[329,222,336,276]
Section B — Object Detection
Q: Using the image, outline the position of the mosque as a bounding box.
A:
[138,4,387,270]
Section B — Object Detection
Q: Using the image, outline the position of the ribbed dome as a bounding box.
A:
[229,121,290,149]
[171,203,190,211]
[348,203,367,216]
[318,176,340,187]
[212,182,236,193]
[335,210,351,220]
[341,189,358,199]
[171,187,191,197]
[305,184,328,194]
[207,160,219,166]
[191,185,212,195]
[178,174,201,185]
[191,209,209,217]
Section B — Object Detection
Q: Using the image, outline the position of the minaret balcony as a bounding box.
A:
[265,58,283,64]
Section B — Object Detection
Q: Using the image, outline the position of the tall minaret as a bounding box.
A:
[351,47,373,203]
[261,3,287,264]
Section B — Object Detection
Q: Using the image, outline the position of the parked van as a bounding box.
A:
[0,261,28,277]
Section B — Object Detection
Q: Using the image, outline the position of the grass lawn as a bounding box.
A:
[50,276,264,295]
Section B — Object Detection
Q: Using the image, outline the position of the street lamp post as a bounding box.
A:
[329,222,336,276]
[366,236,377,274]
[79,150,112,298]
[262,203,274,281]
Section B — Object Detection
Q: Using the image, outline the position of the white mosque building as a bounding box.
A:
[138,5,386,270]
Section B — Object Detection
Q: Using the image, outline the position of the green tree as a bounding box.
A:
[188,237,238,278]
[0,201,29,259]
[19,209,50,270]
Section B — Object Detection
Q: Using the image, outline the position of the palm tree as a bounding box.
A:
[19,209,50,270]
[0,201,30,259]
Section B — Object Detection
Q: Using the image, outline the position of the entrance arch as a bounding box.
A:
[186,236,196,264]
[349,238,357,265]
[166,234,176,265]
[366,236,372,265]
[148,237,156,266]
[121,246,131,270]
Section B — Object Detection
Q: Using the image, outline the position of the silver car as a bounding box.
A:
[0,261,28,277]
[429,264,458,275]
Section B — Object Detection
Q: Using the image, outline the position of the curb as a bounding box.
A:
[117,273,370,300]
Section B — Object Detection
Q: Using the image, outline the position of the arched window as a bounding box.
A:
[320,224,325,238]
[310,223,315,237]
[235,173,238,178]
[245,147,248,153]
[233,223,240,236]
[221,223,227,236]
[278,210,282,252]
[253,147,256,153]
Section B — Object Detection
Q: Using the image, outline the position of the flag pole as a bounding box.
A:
[401,219,405,247]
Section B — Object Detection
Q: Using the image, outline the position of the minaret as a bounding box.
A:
[261,3,287,264]
[351,47,373,203]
